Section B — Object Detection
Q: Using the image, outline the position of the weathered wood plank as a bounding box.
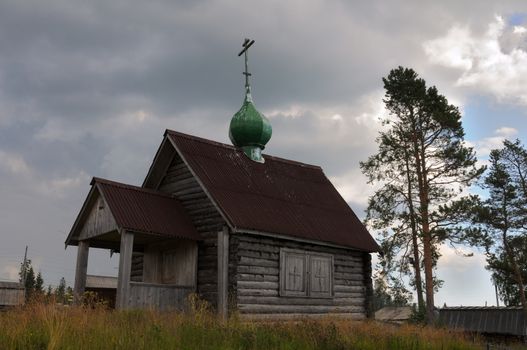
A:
[240,313,366,320]
[217,227,229,318]
[238,296,365,306]
[238,304,365,314]
[334,279,364,287]
[334,272,364,280]
[247,312,366,320]
[116,231,134,309]
[236,273,279,282]
[78,194,118,240]
[237,266,280,275]
[237,281,279,290]
[238,249,279,260]
[73,240,89,304]
[238,256,278,268]
[334,285,365,293]
[237,288,279,297]
[127,283,194,311]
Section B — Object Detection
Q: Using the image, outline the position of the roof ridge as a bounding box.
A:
[165,129,322,170]
[91,177,175,199]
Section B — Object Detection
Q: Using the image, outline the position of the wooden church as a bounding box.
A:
[65,39,379,319]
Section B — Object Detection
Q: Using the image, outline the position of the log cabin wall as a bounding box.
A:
[229,233,370,319]
[157,152,226,308]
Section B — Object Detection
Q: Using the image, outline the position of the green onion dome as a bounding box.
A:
[229,90,272,162]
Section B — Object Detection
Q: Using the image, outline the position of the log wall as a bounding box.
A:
[158,153,225,308]
[230,234,370,319]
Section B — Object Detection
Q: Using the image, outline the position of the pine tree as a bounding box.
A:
[35,272,44,294]
[55,277,66,304]
[470,140,527,313]
[487,236,527,306]
[364,67,483,323]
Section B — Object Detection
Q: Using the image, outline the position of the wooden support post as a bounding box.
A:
[217,226,229,319]
[73,240,89,305]
[116,230,134,309]
[363,252,374,319]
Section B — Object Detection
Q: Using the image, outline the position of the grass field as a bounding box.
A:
[0,301,520,350]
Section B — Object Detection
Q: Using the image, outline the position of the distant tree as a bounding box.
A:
[373,268,412,311]
[19,259,37,301]
[364,67,483,324]
[468,140,527,314]
[35,272,44,294]
[487,236,527,306]
[46,285,53,298]
[55,277,66,304]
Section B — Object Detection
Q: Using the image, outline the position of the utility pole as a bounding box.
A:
[21,245,28,287]
[495,282,500,307]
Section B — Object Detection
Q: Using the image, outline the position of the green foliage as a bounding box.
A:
[55,277,67,304]
[467,139,527,310]
[35,272,44,294]
[487,236,527,306]
[373,273,412,311]
[362,66,483,322]
[19,259,39,301]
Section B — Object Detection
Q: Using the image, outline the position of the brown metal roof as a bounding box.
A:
[166,130,380,252]
[439,306,527,337]
[94,178,201,240]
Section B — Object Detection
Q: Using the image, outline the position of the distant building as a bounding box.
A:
[65,39,380,318]
[85,275,117,308]
[375,306,413,324]
[439,306,527,338]
[0,281,24,308]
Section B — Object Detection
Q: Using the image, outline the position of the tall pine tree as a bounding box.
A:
[363,67,483,323]
[470,140,527,313]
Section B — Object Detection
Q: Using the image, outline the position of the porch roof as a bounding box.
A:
[65,178,201,246]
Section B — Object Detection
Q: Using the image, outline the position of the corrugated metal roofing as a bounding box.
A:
[166,130,380,252]
[439,307,527,337]
[94,178,201,241]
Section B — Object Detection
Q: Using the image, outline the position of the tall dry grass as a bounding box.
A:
[0,299,505,350]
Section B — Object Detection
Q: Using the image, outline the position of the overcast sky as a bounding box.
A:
[1,0,526,307]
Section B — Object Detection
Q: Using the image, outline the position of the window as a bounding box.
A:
[280,249,333,298]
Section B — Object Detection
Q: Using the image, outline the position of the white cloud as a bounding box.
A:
[0,150,31,175]
[1,262,20,281]
[469,126,518,157]
[37,171,90,199]
[424,16,527,105]
[513,25,527,34]
[330,169,376,210]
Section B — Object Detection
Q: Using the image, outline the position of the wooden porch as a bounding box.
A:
[66,179,201,311]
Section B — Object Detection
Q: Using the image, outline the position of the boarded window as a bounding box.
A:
[280,249,333,298]
[281,251,307,296]
[309,255,332,297]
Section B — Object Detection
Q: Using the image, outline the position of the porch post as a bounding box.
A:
[73,240,89,305]
[217,226,229,319]
[116,230,134,309]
